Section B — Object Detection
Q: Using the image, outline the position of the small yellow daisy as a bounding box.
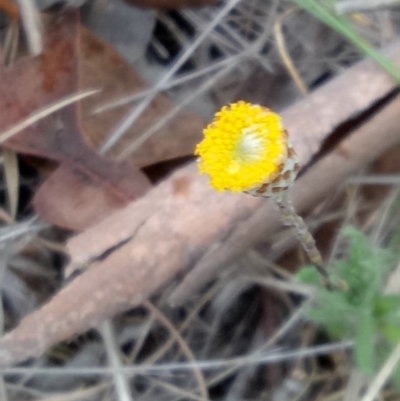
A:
[195,101,331,286]
[195,101,288,192]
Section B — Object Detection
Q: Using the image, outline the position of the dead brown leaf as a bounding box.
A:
[0,10,152,230]
[0,0,19,20]
[79,28,205,168]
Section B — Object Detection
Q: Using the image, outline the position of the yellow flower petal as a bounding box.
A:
[195,101,288,192]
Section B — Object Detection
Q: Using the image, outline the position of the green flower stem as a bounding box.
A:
[276,197,332,288]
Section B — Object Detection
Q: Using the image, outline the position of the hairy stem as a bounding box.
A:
[276,195,331,287]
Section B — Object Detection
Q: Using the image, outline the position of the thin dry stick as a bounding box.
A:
[3,149,19,220]
[142,285,220,366]
[0,89,100,144]
[143,300,209,401]
[360,342,400,401]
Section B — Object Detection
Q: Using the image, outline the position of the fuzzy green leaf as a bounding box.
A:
[381,324,400,343]
[295,265,321,286]
[374,295,400,318]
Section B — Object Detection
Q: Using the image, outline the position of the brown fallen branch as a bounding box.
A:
[64,38,400,269]
[0,96,399,368]
[0,38,399,366]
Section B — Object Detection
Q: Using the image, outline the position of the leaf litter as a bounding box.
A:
[0,1,400,401]
[0,9,152,230]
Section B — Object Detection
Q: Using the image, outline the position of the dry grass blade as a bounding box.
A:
[2,20,19,66]
[116,63,234,160]
[336,0,400,14]
[243,275,314,296]
[0,238,7,401]
[91,55,237,115]
[37,383,110,401]
[3,149,19,220]
[143,300,209,401]
[99,0,242,154]
[274,7,308,96]
[0,208,13,225]
[140,286,219,367]
[347,175,400,185]
[0,379,7,401]
[360,342,400,401]
[0,341,354,376]
[147,377,205,401]
[100,320,134,401]
[0,89,100,144]
[16,0,42,55]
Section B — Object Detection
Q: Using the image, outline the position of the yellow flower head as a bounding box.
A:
[195,101,288,192]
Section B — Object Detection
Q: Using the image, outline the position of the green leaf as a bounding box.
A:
[295,266,321,286]
[331,226,395,308]
[305,288,357,338]
[374,295,400,317]
[381,324,400,343]
[354,313,375,376]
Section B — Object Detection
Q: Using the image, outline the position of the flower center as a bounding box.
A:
[234,126,264,163]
